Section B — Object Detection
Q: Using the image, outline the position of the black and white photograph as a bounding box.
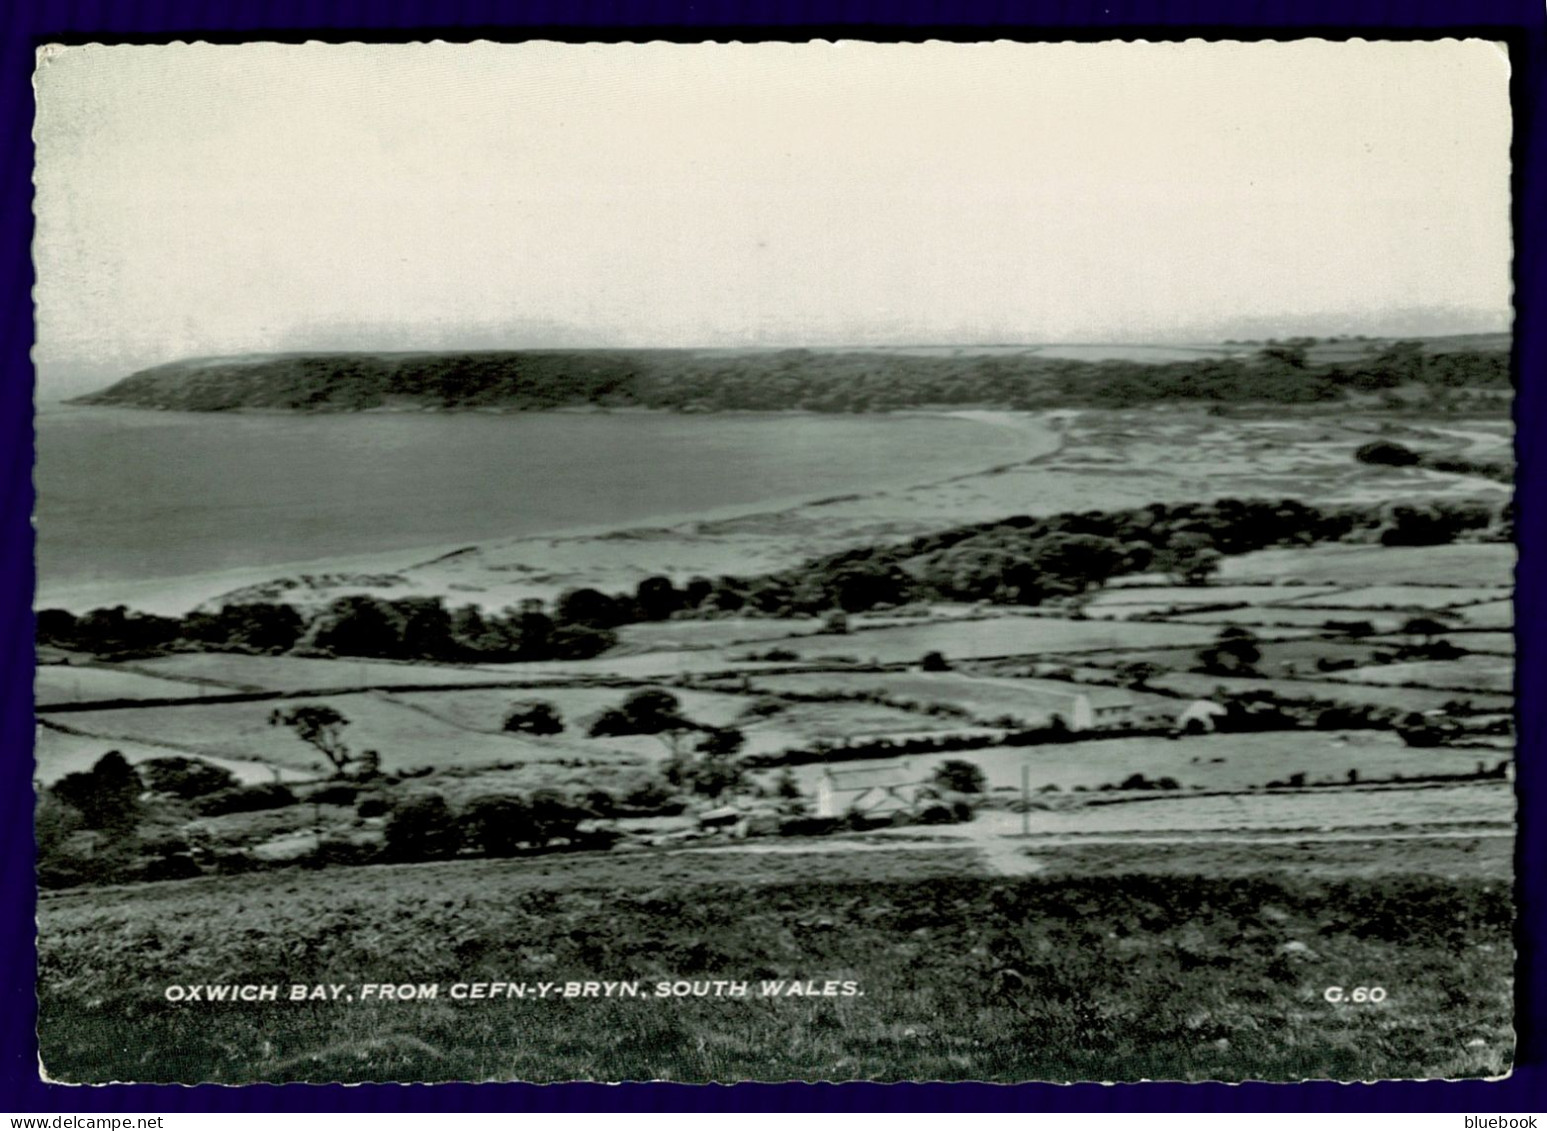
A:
[30,38,1516,1084]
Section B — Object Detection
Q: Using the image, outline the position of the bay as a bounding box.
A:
[35,406,1048,604]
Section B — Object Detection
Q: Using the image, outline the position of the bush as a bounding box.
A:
[620,777,678,814]
[463,794,532,857]
[931,759,987,794]
[51,751,142,832]
[194,783,297,817]
[1355,440,1420,467]
[138,756,239,800]
[355,794,391,819]
[305,782,359,806]
[303,837,379,869]
[528,788,584,844]
[918,802,955,825]
[503,699,565,736]
[384,793,462,862]
[778,816,841,837]
[138,853,203,882]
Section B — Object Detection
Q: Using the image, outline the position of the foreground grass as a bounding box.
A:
[38,848,1512,1084]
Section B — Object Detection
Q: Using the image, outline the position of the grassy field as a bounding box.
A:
[1338,656,1513,694]
[736,670,1175,725]
[35,664,209,706]
[50,692,600,776]
[34,722,309,786]
[912,783,1514,838]
[1435,631,1514,655]
[612,618,821,652]
[1169,607,1410,631]
[37,845,1513,1083]
[128,652,529,693]
[1452,601,1514,630]
[764,617,1229,664]
[1216,544,1514,588]
[775,730,1502,796]
[389,684,960,761]
[1148,672,1512,712]
[1284,586,1509,610]
[1090,585,1336,607]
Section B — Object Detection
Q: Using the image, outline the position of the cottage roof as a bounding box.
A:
[822,764,924,792]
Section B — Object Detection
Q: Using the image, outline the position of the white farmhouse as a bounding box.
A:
[816,762,927,820]
[1176,699,1229,733]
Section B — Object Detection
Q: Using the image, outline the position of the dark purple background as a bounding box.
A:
[3,1,1543,1113]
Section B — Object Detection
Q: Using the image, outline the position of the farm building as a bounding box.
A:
[1176,699,1229,733]
[1012,679,1137,731]
[1084,687,1139,728]
[816,763,927,819]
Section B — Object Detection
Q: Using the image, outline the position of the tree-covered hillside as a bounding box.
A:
[75,336,1510,414]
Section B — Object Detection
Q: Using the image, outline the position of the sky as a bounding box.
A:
[33,39,1513,396]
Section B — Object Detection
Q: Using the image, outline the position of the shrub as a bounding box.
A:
[918,802,955,825]
[303,836,379,869]
[528,788,584,844]
[138,756,239,800]
[384,793,462,861]
[931,759,987,794]
[503,699,565,735]
[305,782,359,807]
[51,751,142,832]
[355,793,391,819]
[194,783,297,817]
[779,816,841,837]
[620,777,678,814]
[138,853,203,882]
[463,794,532,856]
[1356,439,1420,467]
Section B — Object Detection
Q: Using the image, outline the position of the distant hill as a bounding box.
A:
[74,335,1511,414]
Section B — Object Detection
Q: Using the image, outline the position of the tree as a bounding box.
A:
[137,756,238,800]
[588,689,699,755]
[503,699,565,735]
[384,794,461,861]
[51,751,143,833]
[920,650,951,672]
[634,576,681,621]
[354,749,382,780]
[1355,439,1420,467]
[463,794,532,856]
[1115,660,1165,689]
[931,759,986,794]
[774,767,803,800]
[272,705,352,776]
[686,727,748,798]
[1156,535,1222,586]
[306,595,404,658]
[695,726,746,758]
[527,788,583,844]
[1198,627,1261,675]
[554,587,623,629]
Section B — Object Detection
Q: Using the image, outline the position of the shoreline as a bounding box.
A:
[36,408,1065,616]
